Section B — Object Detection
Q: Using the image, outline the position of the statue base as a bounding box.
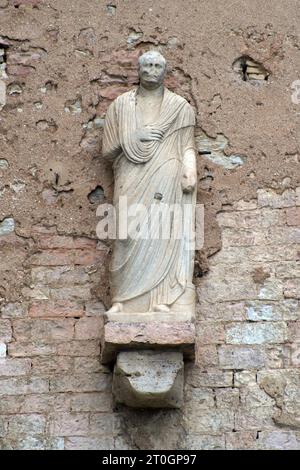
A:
[100,311,195,364]
[101,311,195,409]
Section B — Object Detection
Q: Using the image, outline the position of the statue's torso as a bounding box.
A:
[136,93,163,126]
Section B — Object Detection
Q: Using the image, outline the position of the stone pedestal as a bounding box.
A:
[101,311,195,409]
[100,311,195,364]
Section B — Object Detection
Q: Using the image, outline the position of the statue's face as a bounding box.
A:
[138,56,166,88]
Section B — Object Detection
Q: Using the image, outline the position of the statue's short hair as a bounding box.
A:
[138,50,167,70]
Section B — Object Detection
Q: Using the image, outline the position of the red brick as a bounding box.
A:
[29,301,84,318]
[6,65,34,77]
[195,345,218,368]
[196,321,225,345]
[100,85,130,100]
[29,249,106,266]
[31,266,89,286]
[104,49,140,67]
[38,235,97,250]
[50,286,91,302]
[288,321,300,342]
[9,0,41,6]
[12,318,74,341]
[6,51,43,66]
[56,340,100,357]
[74,317,104,340]
[8,341,57,357]
[284,280,300,299]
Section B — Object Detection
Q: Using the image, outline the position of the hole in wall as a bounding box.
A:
[233,56,269,83]
[88,185,105,204]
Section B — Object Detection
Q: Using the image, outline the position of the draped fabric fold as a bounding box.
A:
[102,87,196,308]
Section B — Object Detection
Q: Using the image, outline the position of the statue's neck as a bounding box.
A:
[137,84,164,99]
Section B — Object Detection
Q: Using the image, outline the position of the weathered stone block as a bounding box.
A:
[64,436,114,450]
[215,388,240,408]
[88,413,114,436]
[0,358,31,376]
[234,371,257,387]
[29,300,84,318]
[1,302,27,318]
[186,367,233,388]
[258,430,300,450]
[8,341,57,357]
[184,434,225,450]
[0,377,49,396]
[12,318,75,341]
[185,409,234,434]
[74,317,103,340]
[113,351,184,408]
[219,345,266,369]
[226,322,288,345]
[49,373,110,393]
[49,412,89,437]
[0,319,12,342]
[225,431,258,450]
[8,414,46,436]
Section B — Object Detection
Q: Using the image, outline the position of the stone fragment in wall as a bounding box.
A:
[82,117,104,131]
[0,79,6,110]
[7,83,23,95]
[0,343,6,357]
[127,30,143,46]
[257,188,298,208]
[196,132,246,169]
[0,159,8,169]
[0,217,15,236]
[106,4,116,15]
[64,97,82,114]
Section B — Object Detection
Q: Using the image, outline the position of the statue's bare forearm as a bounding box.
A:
[182,147,197,193]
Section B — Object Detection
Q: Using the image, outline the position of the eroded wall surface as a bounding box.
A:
[0,0,300,450]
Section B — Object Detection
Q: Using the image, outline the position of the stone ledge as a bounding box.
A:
[104,311,194,323]
[101,320,195,364]
[113,350,184,408]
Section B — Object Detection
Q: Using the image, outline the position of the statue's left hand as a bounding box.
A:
[181,168,197,193]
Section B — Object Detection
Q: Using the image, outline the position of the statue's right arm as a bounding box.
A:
[101,100,122,161]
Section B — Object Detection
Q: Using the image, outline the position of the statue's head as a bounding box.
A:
[138,50,167,89]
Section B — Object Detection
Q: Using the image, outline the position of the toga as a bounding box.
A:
[103,87,196,310]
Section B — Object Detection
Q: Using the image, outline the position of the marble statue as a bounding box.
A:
[102,50,197,317]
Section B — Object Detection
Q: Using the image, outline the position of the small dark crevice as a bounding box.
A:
[88,185,105,204]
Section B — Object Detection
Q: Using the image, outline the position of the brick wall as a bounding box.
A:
[0,0,299,450]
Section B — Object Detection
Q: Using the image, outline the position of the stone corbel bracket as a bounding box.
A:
[100,312,195,409]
